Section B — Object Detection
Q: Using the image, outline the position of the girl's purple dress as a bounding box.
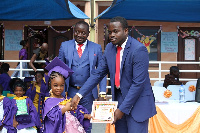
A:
[11,48,30,77]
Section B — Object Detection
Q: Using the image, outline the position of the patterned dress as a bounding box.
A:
[58,104,86,133]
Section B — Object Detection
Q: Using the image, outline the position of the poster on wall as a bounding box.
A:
[161,32,178,53]
[5,30,22,51]
[185,39,195,60]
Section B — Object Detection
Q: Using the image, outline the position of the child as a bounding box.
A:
[23,77,34,89]
[25,71,49,123]
[0,63,11,93]
[0,84,14,133]
[11,39,30,77]
[11,80,42,133]
[42,57,92,133]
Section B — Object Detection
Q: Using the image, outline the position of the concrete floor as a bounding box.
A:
[91,123,107,133]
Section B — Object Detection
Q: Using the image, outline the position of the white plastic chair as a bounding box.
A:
[167,85,180,100]
[185,81,197,101]
[154,81,164,87]
[152,86,168,101]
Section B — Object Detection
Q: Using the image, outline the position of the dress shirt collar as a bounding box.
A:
[117,37,128,49]
[75,40,87,46]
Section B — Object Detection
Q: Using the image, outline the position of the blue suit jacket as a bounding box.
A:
[78,36,156,122]
[58,39,107,99]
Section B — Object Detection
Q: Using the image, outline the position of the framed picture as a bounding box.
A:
[90,101,118,123]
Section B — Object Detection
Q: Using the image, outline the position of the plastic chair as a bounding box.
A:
[152,86,168,101]
[154,81,164,87]
[185,81,197,101]
[167,85,180,100]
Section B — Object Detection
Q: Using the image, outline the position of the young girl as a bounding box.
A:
[11,80,42,133]
[42,57,92,133]
[0,84,14,133]
[25,71,49,119]
[11,40,30,77]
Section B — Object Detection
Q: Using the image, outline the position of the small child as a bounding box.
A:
[0,84,14,133]
[11,80,42,133]
[0,63,11,93]
[24,77,34,90]
[42,57,92,133]
[26,71,49,111]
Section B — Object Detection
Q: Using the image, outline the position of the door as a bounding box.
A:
[24,26,73,59]
[24,26,48,59]
[47,26,73,57]
[178,27,200,79]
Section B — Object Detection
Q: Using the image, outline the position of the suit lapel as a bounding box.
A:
[88,41,94,73]
[68,40,76,68]
[120,36,131,76]
[111,44,117,76]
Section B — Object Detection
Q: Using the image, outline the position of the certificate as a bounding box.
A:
[90,101,118,123]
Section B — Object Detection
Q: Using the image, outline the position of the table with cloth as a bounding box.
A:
[148,101,200,133]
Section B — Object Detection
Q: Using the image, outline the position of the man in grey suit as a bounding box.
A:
[58,21,107,133]
[71,17,156,133]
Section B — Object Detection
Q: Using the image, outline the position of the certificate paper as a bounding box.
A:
[90,101,118,123]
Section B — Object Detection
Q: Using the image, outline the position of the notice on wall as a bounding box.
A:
[185,39,195,60]
[5,30,22,51]
[161,32,178,53]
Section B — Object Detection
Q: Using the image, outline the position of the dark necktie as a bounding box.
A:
[77,44,84,58]
[115,46,122,88]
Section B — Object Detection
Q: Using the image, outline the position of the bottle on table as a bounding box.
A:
[179,84,185,103]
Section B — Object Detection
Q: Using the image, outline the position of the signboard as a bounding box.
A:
[5,30,22,51]
[161,32,178,53]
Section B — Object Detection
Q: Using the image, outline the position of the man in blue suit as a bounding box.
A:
[71,17,156,133]
[58,21,107,133]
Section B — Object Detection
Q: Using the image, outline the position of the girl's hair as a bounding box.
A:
[48,71,65,90]
[12,80,27,92]
[20,40,27,46]
[0,63,10,73]
[9,78,21,90]
[35,71,44,77]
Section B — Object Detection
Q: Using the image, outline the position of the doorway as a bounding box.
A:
[178,27,200,80]
[24,26,73,59]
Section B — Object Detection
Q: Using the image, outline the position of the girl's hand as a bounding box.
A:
[84,114,93,120]
[13,116,18,128]
[65,102,73,111]
[0,125,3,131]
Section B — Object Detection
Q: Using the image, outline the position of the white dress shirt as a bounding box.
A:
[75,40,87,52]
[116,37,128,89]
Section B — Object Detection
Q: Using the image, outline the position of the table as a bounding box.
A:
[149,100,200,133]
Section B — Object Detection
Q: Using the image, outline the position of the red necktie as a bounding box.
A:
[77,44,84,58]
[115,46,122,88]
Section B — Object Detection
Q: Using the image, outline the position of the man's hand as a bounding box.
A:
[112,109,124,124]
[71,94,80,110]
[98,94,107,101]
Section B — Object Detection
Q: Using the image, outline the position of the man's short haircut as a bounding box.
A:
[75,21,89,32]
[110,16,128,29]
[170,66,179,74]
